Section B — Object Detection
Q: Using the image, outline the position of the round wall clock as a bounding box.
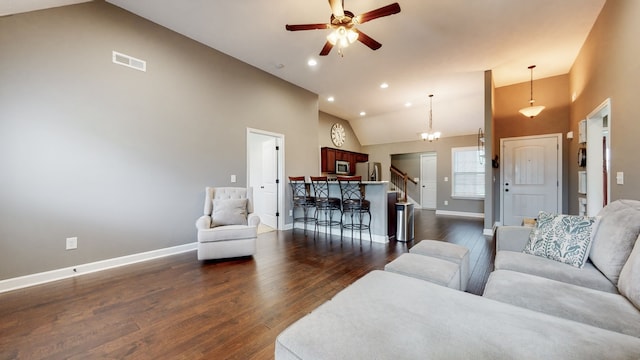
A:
[331,123,346,147]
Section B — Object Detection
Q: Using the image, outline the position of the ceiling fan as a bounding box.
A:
[285,0,401,56]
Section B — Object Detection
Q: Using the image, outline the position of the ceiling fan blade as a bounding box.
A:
[328,0,345,18]
[319,41,334,56]
[354,29,382,50]
[286,23,330,31]
[356,3,401,24]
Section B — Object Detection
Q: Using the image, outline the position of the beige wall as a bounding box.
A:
[0,2,319,279]
[493,74,571,217]
[318,111,362,153]
[569,0,640,212]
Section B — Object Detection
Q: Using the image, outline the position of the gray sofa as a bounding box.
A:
[275,200,640,359]
[484,199,640,338]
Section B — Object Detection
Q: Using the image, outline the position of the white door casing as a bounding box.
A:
[420,153,437,209]
[585,98,611,216]
[247,129,284,230]
[501,134,562,226]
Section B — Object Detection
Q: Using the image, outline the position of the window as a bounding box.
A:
[451,147,485,198]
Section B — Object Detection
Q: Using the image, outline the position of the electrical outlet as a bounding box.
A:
[444,200,449,206]
[66,237,78,250]
[230,175,237,183]
[289,210,293,216]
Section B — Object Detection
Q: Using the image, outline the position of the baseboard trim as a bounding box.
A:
[0,242,197,294]
[435,210,485,218]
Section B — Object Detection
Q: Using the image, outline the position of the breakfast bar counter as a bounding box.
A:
[296,181,392,243]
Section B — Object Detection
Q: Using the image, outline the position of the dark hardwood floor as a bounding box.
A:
[0,210,494,359]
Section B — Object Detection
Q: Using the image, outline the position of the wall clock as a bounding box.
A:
[331,123,346,147]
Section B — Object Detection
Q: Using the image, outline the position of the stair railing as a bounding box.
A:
[390,164,418,202]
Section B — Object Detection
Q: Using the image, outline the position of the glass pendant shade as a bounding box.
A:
[519,65,545,118]
[519,104,546,118]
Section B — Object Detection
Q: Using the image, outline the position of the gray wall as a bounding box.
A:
[390,153,423,204]
[364,135,484,214]
[0,2,319,280]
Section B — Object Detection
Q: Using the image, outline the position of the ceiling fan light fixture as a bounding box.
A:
[327,26,358,47]
[519,65,545,118]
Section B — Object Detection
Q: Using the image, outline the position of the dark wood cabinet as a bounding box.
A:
[321,147,369,175]
[321,147,337,173]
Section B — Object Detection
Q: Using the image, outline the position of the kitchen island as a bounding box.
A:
[294,181,393,243]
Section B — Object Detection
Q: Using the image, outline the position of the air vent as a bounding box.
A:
[112,51,146,72]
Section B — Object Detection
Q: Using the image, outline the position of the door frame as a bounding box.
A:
[585,98,611,216]
[499,133,563,225]
[419,152,437,209]
[247,128,285,230]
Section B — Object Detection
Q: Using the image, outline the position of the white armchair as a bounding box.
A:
[195,187,260,260]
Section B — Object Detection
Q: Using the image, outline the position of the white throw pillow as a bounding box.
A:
[211,198,248,227]
[523,211,599,268]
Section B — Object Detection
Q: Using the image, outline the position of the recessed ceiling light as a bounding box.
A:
[380,83,389,89]
[307,59,317,67]
[405,102,412,107]
[327,96,335,102]
[360,111,366,116]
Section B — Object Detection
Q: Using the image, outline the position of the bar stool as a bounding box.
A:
[310,176,342,237]
[337,176,372,241]
[289,176,316,233]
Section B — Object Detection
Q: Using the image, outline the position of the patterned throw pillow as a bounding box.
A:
[523,211,600,268]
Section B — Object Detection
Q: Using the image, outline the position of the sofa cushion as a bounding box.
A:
[483,270,640,337]
[590,199,640,284]
[523,211,599,268]
[384,253,461,290]
[618,234,640,310]
[494,251,617,293]
[211,198,248,227]
[275,270,640,360]
[197,224,256,243]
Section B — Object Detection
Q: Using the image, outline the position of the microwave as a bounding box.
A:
[335,160,350,175]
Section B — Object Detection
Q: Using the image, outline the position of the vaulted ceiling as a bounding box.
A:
[1,0,606,145]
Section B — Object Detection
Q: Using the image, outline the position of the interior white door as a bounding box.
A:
[501,134,561,226]
[259,139,278,228]
[420,153,437,209]
[248,130,282,230]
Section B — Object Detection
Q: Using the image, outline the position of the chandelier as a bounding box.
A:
[518,65,545,118]
[421,94,441,141]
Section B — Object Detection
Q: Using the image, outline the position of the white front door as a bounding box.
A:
[501,134,562,226]
[420,153,437,209]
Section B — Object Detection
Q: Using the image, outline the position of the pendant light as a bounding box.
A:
[420,94,441,141]
[519,65,545,118]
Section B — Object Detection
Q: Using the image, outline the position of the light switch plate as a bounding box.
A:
[231,175,237,183]
[616,172,624,185]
